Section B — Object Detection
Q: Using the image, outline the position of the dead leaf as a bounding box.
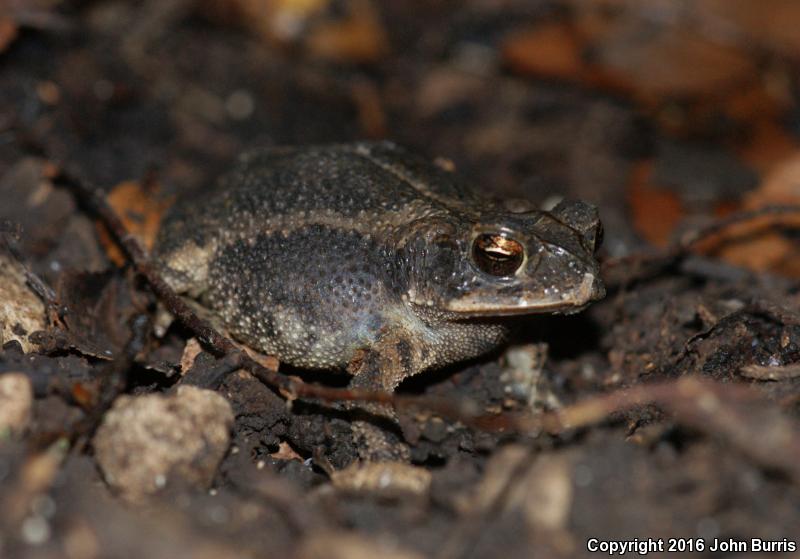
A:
[738,119,800,174]
[304,0,388,63]
[706,152,800,276]
[504,3,789,142]
[204,0,387,63]
[593,27,754,99]
[47,270,144,359]
[627,161,684,247]
[70,382,96,409]
[97,180,172,266]
[699,0,800,56]
[270,441,303,462]
[502,22,586,81]
[747,152,800,205]
[0,16,18,53]
[179,338,203,375]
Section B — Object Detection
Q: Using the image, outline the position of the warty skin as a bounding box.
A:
[154,141,605,459]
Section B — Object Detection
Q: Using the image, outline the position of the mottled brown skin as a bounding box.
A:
[154,142,605,460]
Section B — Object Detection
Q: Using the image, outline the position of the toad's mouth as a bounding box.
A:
[443,273,604,317]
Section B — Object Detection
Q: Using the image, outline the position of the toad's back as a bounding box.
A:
[156,142,482,260]
[153,142,486,369]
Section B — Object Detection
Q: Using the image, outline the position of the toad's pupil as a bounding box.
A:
[472,234,524,277]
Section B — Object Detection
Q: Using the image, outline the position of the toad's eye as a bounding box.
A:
[472,234,524,277]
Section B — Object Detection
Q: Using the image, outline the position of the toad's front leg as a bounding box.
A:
[346,329,430,462]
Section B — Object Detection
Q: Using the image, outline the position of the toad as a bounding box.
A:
[154,142,605,460]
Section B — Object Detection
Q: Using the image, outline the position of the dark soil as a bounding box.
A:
[2,2,800,558]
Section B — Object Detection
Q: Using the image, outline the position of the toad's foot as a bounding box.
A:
[347,364,411,462]
[350,408,411,462]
